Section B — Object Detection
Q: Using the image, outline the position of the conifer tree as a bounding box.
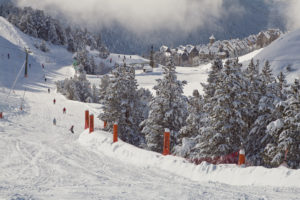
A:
[245,61,285,165]
[264,79,300,168]
[99,75,110,103]
[150,45,155,68]
[99,65,146,146]
[175,89,204,157]
[197,59,248,157]
[141,56,187,152]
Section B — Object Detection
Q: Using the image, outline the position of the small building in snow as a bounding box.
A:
[143,65,153,73]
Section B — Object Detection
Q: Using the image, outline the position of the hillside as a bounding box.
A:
[0,17,300,200]
[254,29,300,82]
[3,0,285,54]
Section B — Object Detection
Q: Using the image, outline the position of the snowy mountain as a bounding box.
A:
[1,16,300,200]
[1,0,285,54]
[254,29,300,82]
[99,0,285,54]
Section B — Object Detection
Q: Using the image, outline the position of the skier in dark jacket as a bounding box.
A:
[70,125,74,133]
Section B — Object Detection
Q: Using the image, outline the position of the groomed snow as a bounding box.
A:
[1,16,300,199]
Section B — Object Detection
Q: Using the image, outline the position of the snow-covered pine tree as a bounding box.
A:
[245,61,286,165]
[56,65,93,102]
[201,58,223,100]
[99,65,145,146]
[91,84,100,103]
[175,89,204,157]
[141,56,187,153]
[263,79,300,168]
[136,88,153,122]
[72,65,93,102]
[261,60,275,85]
[75,49,91,73]
[197,59,248,157]
[90,56,96,74]
[99,74,110,103]
[178,59,223,159]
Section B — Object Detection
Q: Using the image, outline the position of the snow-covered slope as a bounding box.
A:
[1,17,300,199]
[254,29,300,82]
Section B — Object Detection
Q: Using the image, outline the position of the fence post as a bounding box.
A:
[89,115,94,133]
[85,110,89,129]
[238,148,245,166]
[163,128,170,155]
[104,120,107,129]
[113,123,118,143]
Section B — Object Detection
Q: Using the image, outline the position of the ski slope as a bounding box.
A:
[0,17,300,199]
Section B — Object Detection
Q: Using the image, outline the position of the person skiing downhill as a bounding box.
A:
[53,118,56,125]
[63,107,66,114]
[53,98,56,104]
[70,125,74,133]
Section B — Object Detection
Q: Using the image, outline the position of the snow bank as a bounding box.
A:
[79,130,300,188]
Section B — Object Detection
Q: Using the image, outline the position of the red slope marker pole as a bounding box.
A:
[85,110,89,129]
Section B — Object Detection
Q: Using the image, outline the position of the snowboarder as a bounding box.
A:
[70,125,74,134]
[63,107,66,114]
[53,98,56,104]
[48,88,50,93]
[53,118,56,125]
[44,77,47,82]
[42,64,44,69]
[7,53,9,59]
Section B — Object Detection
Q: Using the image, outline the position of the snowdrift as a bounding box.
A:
[79,130,300,188]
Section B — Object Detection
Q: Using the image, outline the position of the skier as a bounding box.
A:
[44,77,47,82]
[53,118,56,125]
[29,63,31,68]
[63,107,66,114]
[70,125,74,134]
[53,98,56,104]
[48,88,50,93]
[7,53,9,59]
[42,64,44,69]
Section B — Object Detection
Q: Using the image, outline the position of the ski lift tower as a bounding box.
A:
[24,48,32,78]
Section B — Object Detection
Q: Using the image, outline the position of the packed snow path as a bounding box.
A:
[0,17,300,199]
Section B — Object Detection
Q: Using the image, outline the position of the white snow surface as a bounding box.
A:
[0,17,300,199]
[254,29,300,82]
